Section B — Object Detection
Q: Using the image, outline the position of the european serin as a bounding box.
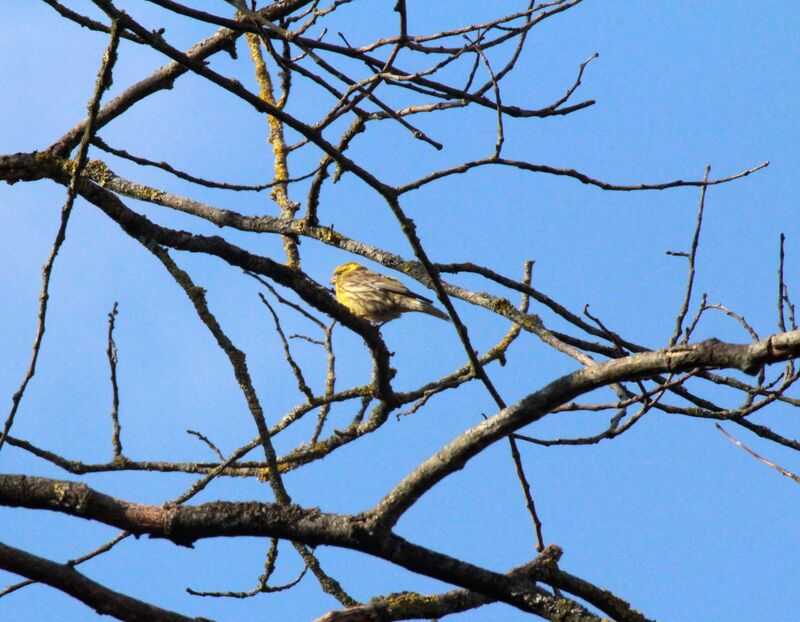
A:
[330,262,450,323]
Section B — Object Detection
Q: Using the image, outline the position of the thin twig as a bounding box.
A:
[106,302,123,459]
[142,241,290,504]
[187,539,310,597]
[670,165,711,346]
[716,424,800,484]
[258,293,316,402]
[397,157,767,195]
[92,136,319,191]
[186,430,225,461]
[311,321,337,444]
[469,37,504,157]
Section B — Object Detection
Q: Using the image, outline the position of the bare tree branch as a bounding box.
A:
[0,540,200,622]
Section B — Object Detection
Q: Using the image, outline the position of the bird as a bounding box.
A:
[330,262,450,323]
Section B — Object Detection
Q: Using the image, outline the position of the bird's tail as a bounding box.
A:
[412,300,450,321]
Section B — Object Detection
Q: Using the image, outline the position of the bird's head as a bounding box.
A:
[330,262,365,284]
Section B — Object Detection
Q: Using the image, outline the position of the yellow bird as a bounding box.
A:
[330,262,450,323]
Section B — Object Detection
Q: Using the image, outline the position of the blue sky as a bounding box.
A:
[1,2,799,620]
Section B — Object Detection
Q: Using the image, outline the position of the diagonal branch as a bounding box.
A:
[371,330,800,525]
[48,0,314,157]
[1,20,121,454]
[0,540,198,622]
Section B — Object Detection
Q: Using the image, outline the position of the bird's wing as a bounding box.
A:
[371,274,434,303]
[344,270,434,304]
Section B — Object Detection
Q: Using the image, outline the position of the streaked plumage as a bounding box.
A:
[330,262,450,323]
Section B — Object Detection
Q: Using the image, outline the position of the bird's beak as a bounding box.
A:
[329,276,336,285]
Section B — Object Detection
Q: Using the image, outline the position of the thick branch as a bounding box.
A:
[0,474,603,620]
[0,540,200,622]
[372,331,800,525]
